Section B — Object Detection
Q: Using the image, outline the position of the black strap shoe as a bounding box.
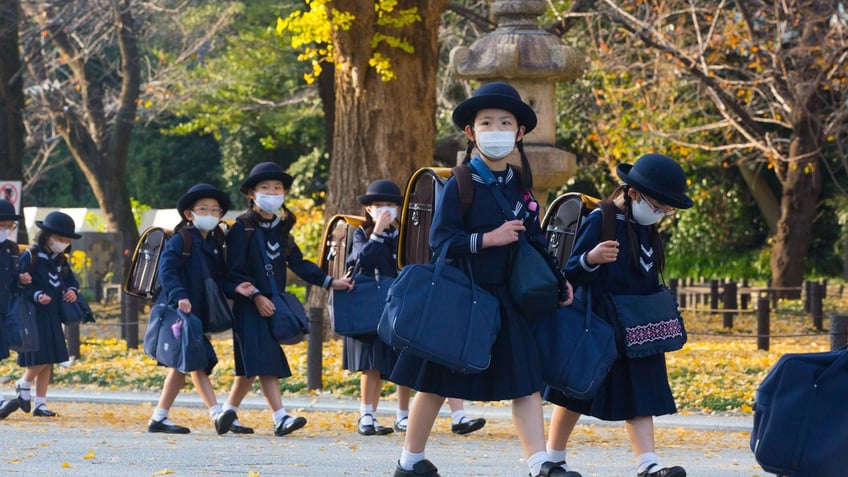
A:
[535,461,583,477]
[637,464,686,477]
[215,409,237,435]
[230,423,255,434]
[148,418,190,434]
[274,415,307,436]
[0,399,20,419]
[393,459,441,477]
[358,414,376,435]
[393,416,408,432]
[451,416,486,435]
[32,405,58,417]
[15,384,31,413]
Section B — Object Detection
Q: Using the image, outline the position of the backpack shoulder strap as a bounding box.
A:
[598,200,617,242]
[237,212,259,246]
[177,228,193,257]
[26,246,39,272]
[451,164,474,213]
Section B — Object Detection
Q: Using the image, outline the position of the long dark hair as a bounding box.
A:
[461,134,534,193]
[610,184,665,273]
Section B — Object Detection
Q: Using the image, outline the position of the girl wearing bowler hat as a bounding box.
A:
[146,183,250,435]
[544,153,693,477]
[342,180,486,437]
[0,211,81,420]
[388,82,574,477]
[218,162,353,437]
[0,200,30,366]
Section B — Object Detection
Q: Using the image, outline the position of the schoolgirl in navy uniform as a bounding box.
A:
[347,180,487,437]
[544,154,693,477]
[388,82,574,477]
[0,211,80,419]
[147,183,251,435]
[0,200,32,418]
[220,162,352,437]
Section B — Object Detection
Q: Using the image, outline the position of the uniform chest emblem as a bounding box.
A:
[640,244,654,272]
[49,271,61,288]
[266,241,281,260]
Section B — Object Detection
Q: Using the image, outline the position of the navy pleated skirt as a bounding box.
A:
[389,285,543,401]
[232,300,291,379]
[543,353,677,421]
[17,306,68,367]
[342,334,398,378]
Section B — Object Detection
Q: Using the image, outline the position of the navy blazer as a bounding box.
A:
[19,245,79,305]
[156,226,227,311]
[345,226,399,279]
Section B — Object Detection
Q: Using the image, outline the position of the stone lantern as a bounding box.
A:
[449,0,585,207]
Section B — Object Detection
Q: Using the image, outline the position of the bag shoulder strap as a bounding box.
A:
[450,164,474,214]
[598,200,617,242]
[176,228,193,257]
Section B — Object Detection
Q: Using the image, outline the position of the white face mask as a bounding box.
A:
[631,197,666,226]
[191,212,219,232]
[0,230,9,243]
[49,240,70,254]
[255,192,284,214]
[476,130,516,160]
[370,206,398,222]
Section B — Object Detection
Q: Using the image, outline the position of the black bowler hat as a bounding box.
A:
[35,211,81,239]
[177,183,231,217]
[617,153,694,209]
[239,162,294,194]
[357,179,403,205]
[0,199,22,221]
[451,82,537,133]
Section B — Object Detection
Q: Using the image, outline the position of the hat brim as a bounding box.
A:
[240,171,294,194]
[452,94,537,133]
[35,220,82,239]
[356,193,403,205]
[177,189,232,217]
[617,164,694,209]
[0,213,22,221]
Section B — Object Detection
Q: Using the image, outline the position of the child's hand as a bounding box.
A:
[18,272,32,285]
[586,240,619,266]
[373,210,394,234]
[178,298,192,314]
[37,292,51,305]
[483,220,525,248]
[558,280,574,306]
[62,289,78,303]
[331,277,354,291]
[254,295,275,317]
[235,282,255,297]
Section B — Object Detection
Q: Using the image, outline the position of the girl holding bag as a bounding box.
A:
[544,154,693,477]
[343,180,487,437]
[388,82,573,477]
[146,183,251,435]
[0,211,80,419]
[220,162,352,437]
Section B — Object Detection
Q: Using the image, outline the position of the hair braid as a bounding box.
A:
[516,140,533,192]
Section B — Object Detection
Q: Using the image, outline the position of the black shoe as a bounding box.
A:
[215,410,237,435]
[230,423,255,434]
[374,422,394,436]
[32,405,57,417]
[274,415,307,436]
[451,416,486,435]
[358,414,376,435]
[393,459,441,477]
[393,416,408,432]
[148,418,190,434]
[15,384,31,413]
[0,399,20,419]
[637,465,686,477]
[534,461,583,477]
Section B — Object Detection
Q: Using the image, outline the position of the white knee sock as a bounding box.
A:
[527,450,550,476]
[399,448,425,471]
[450,409,466,425]
[547,444,567,465]
[636,452,659,474]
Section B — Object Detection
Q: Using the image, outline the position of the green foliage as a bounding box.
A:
[129,198,151,228]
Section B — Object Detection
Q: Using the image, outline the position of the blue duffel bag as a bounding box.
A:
[750,348,848,477]
[143,304,207,373]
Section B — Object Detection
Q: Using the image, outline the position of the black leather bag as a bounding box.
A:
[269,291,309,345]
[202,277,234,333]
[378,246,500,373]
[534,288,618,400]
[608,286,687,358]
[508,235,559,319]
[6,297,39,353]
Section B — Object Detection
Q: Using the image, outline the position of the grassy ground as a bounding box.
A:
[1,291,845,415]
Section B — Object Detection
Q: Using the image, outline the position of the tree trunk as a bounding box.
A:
[737,161,779,236]
[0,0,26,240]
[325,0,449,217]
